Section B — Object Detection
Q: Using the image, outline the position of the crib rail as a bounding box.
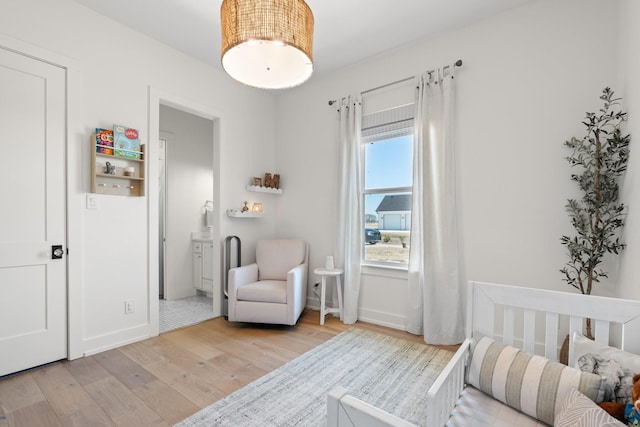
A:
[327,387,417,427]
[470,281,640,361]
[425,339,470,426]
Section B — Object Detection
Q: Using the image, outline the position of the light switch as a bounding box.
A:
[86,194,98,209]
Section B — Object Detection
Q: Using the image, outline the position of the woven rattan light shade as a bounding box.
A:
[220,0,314,89]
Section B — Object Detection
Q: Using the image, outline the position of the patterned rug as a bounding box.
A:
[159,295,213,333]
[175,328,453,426]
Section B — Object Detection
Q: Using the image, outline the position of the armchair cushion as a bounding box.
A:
[236,280,287,304]
[257,240,307,281]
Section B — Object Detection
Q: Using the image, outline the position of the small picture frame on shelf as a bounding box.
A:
[253,177,262,187]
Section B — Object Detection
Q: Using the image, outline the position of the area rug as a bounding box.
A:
[175,328,454,426]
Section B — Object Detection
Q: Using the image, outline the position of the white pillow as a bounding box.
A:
[555,388,625,427]
[571,332,640,373]
[467,336,605,426]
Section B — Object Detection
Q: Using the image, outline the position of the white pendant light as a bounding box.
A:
[220,0,314,89]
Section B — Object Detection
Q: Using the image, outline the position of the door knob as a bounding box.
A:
[52,245,64,259]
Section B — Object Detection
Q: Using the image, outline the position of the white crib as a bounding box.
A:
[327,281,640,426]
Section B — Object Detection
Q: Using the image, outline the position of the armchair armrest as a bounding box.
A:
[287,264,307,283]
[287,263,306,294]
[229,263,258,298]
[286,263,307,324]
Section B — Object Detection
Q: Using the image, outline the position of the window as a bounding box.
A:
[362,103,414,266]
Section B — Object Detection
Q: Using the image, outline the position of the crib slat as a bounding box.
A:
[568,316,583,365]
[472,285,494,340]
[503,307,515,346]
[569,316,582,337]
[545,312,559,360]
[595,319,609,345]
[523,309,536,354]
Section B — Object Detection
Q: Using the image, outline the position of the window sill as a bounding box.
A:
[361,263,408,279]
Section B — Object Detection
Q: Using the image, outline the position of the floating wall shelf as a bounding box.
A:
[226,209,264,218]
[246,185,283,195]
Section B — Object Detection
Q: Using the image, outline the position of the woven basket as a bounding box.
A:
[559,334,570,365]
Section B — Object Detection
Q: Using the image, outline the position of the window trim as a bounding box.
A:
[362,263,409,278]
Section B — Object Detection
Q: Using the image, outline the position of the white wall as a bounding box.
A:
[1,0,634,357]
[0,0,279,357]
[275,0,625,329]
[159,105,213,300]
[616,0,640,301]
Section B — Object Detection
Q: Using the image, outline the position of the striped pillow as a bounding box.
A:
[467,336,606,425]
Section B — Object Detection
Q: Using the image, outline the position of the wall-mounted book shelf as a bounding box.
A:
[90,135,145,196]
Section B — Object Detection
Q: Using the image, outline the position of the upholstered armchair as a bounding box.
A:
[228,239,308,326]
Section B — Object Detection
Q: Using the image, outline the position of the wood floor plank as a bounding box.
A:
[161,328,225,360]
[209,338,285,372]
[0,308,453,426]
[115,339,168,368]
[31,363,104,419]
[58,406,115,427]
[123,343,227,408]
[84,377,168,427]
[0,402,8,427]
[254,332,317,355]
[93,349,156,390]
[139,361,226,409]
[0,372,46,413]
[62,357,112,387]
[188,322,292,372]
[143,338,254,396]
[207,352,267,385]
[6,400,61,427]
[131,379,199,424]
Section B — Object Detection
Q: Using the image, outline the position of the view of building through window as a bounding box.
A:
[363,134,413,265]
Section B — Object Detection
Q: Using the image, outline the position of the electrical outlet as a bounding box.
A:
[125,299,135,314]
[86,194,98,209]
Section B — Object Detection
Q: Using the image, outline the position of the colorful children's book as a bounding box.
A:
[95,128,114,155]
[113,125,141,159]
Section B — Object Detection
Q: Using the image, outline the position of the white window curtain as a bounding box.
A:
[335,96,363,324]
[406,67,464,345]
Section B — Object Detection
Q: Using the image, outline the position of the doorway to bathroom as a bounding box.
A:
[158,105,216,333]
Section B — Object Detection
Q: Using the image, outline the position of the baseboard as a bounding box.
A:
[306,297,320,311]
[357,307,405,331]
[305,300,406,331]
[168,287,197,300]
[81,323,150,357]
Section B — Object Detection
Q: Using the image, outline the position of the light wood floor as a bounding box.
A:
[0,309,457,427]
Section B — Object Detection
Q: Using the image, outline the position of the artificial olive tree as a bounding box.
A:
[560,87,630,339]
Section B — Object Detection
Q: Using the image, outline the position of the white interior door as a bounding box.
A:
[0,47,67,377]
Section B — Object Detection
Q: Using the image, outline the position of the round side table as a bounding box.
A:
[314,267,344,325]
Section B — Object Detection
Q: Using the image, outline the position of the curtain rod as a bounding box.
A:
[328,59,462,106]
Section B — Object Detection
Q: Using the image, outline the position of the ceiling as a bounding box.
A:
[72,0,533,80]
